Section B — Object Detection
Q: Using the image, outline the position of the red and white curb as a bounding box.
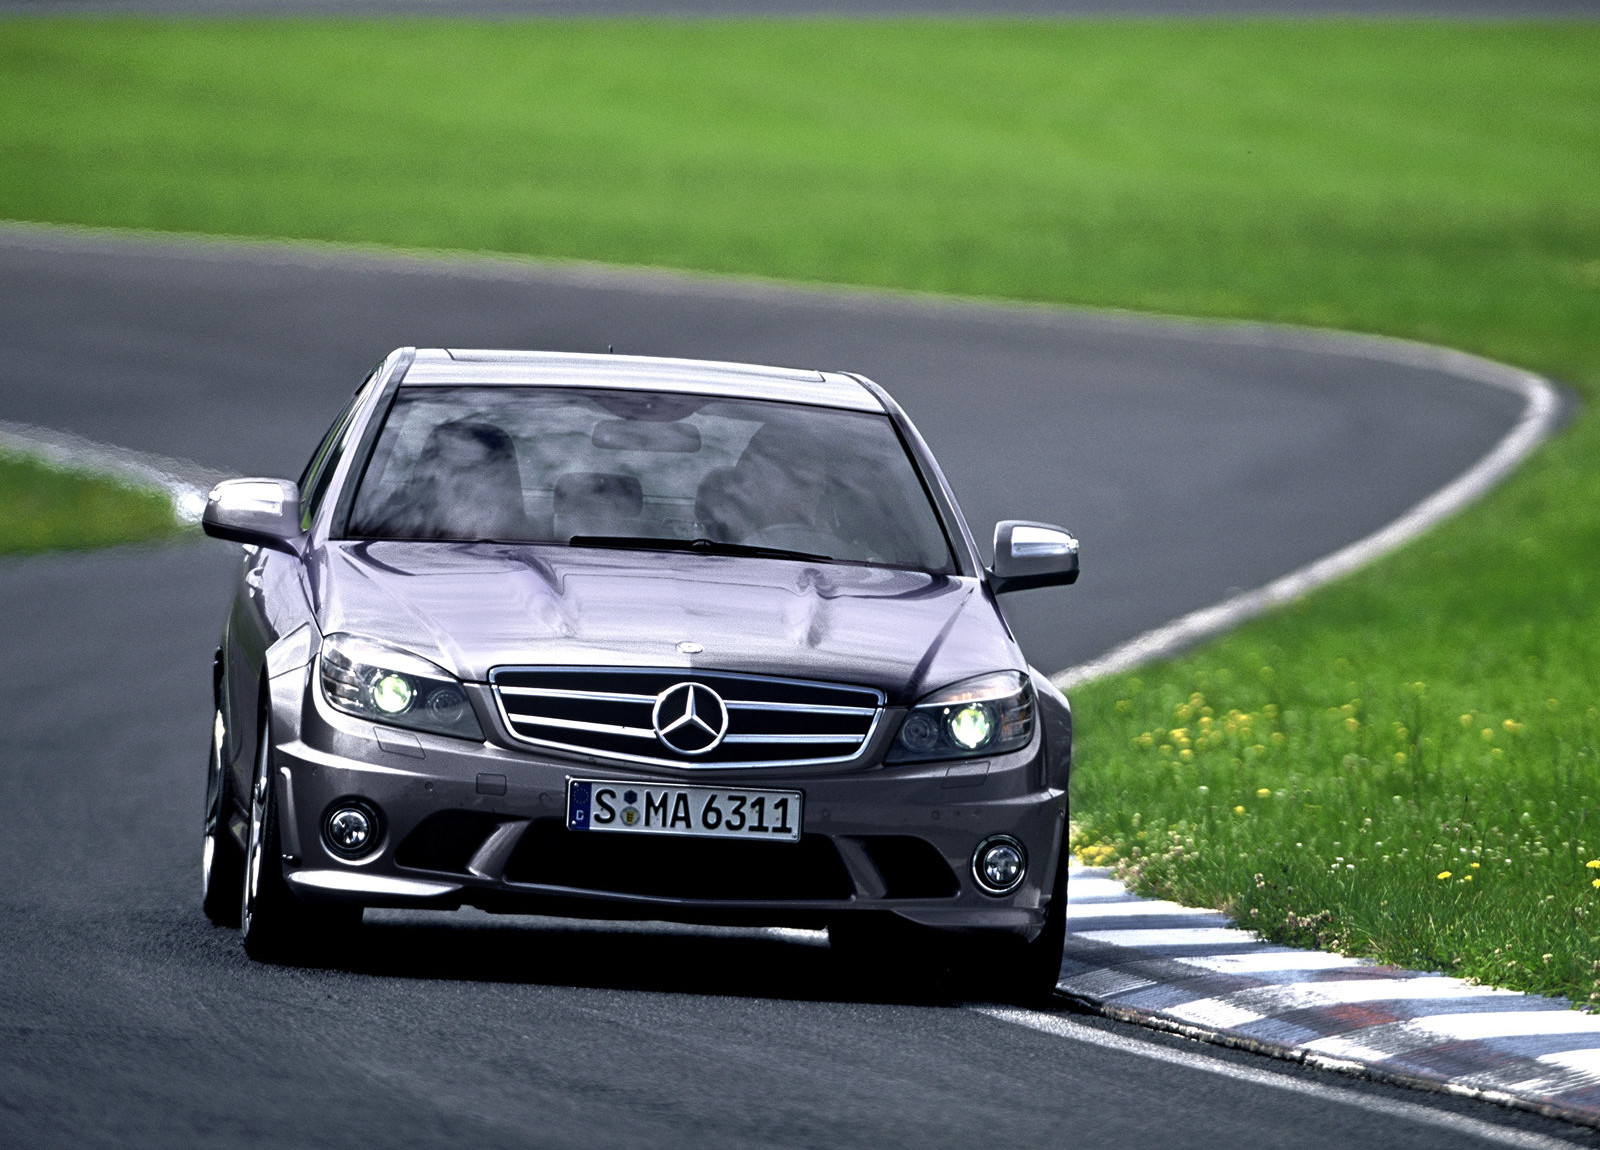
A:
[1060,865,1600,1127]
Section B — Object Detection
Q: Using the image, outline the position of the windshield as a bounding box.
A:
[343,386,957,574]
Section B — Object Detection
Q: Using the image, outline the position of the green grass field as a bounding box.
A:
[2,18,1597,1000]
[0,452,183,555]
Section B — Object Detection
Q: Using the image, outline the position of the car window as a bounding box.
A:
[343,386,956,574]
[298,373,377,532]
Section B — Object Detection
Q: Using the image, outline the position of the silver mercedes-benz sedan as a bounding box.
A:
[201,348,1079,999]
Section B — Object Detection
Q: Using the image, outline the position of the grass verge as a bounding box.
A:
[0,452,184,555]
[0,20,1595,382]
[1069,403,1600,1001]
[0,18,1597,999]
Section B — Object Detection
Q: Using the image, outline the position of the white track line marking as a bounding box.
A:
[975,1006,1583,1149]
[1051,349,1563,688]
[0,418,226,522]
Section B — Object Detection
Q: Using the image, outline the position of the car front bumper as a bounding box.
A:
[264,666,1069,941]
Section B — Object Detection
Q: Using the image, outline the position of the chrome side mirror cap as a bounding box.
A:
[989,520,1079,594]
[202,477,304,555]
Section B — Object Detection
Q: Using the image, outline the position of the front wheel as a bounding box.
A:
[202,708,244,927]
[968,846,1069,1006]
[240,704,358,962]
[829,850,1069,1005]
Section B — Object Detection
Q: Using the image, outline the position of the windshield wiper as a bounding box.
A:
[567,535,834,563]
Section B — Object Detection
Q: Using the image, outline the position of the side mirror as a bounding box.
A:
[202,478,304,555]
[989,520,1079,594]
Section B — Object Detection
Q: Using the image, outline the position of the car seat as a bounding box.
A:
[366,420,532,541]
[553,472,645,541]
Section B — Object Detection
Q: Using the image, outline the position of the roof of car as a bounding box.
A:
[397,349,886,413]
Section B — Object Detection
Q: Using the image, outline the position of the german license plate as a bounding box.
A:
[566,779,802,843]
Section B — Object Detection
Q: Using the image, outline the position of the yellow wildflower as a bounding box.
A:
[1437,871,1453,880]
[1256,788,1271,798]
[1233,805,1246,815]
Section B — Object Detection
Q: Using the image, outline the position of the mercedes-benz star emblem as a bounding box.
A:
[651,681,730,756]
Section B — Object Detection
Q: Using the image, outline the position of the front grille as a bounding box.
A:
[502,818,854,900]
[489,667,883,769]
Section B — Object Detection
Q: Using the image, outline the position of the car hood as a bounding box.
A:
[310,542,1020,703]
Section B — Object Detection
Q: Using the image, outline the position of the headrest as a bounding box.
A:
[553,472,644,517]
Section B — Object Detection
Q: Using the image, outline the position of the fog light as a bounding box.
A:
[973,836,1026,895]
[323,801,381,859]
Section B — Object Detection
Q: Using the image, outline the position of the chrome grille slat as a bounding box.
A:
[498,685,658,704]
[489,666,883,769]
[724,700,878,716]
[507,715,658,739]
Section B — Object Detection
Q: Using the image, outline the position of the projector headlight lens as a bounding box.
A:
[320,633,483,740]
[949,703,995,751]
[369,673,415,715]
[888,671,1035,763]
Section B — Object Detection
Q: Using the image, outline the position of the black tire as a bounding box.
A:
[829,913,969,997]
[963,845,1069,1007]
[202,707,244,928]
[828,912,938,961]
[240,704,358,962]
[1008,845,1070,1006]
[830,848,1069,1005]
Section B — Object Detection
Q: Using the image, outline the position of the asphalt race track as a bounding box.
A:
[0,229,1533,671]
[0,229,1582,1149]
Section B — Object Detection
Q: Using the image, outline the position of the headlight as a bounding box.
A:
[319,633,483,741]
[887,671,1035,763]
